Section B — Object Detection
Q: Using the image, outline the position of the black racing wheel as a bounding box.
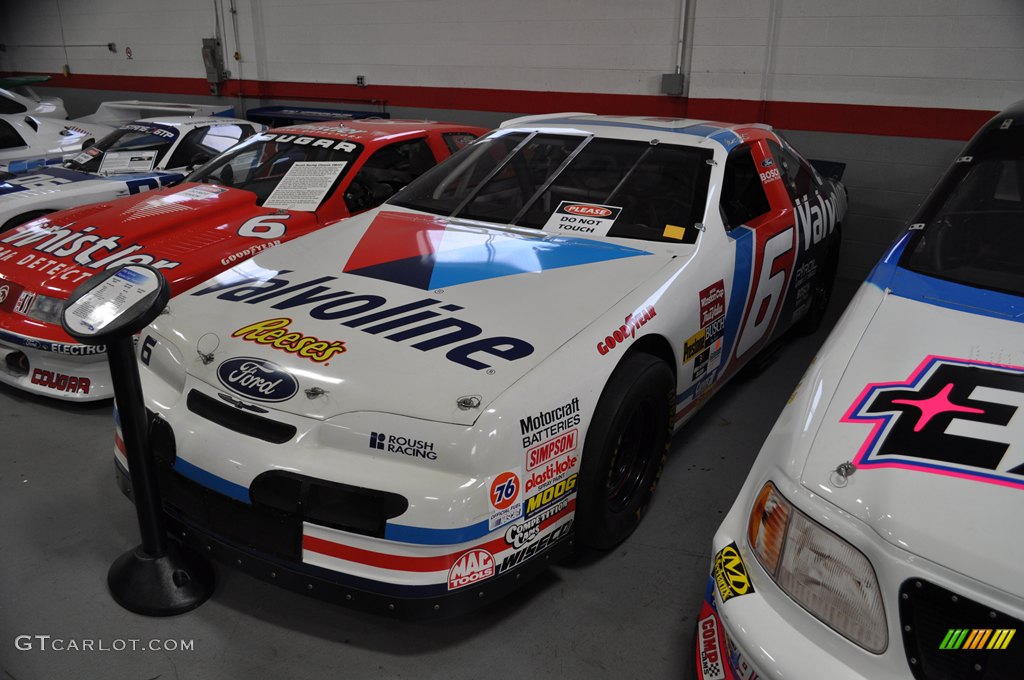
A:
[575,352,674,549]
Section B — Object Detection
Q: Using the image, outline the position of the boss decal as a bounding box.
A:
[712,542,754,603]
[232,317,346,363]
[844,356,1024,489]
[216,356,299,402]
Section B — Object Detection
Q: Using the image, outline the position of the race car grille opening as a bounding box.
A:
[186,389,297,444]
[157,464,300,560]
[4,351,28,377]
[250,470,409,538]
[899,579,1023,680]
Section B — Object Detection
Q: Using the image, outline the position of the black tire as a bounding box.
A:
[795,225,841,336]
[1,209,54,234]
[575,352,674,550]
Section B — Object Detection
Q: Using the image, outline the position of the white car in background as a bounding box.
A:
[0,115,114,174]
[694,103,1023,679]
[0,116,263,231]
[0,83,67,119]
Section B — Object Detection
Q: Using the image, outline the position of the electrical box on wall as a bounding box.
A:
[201,38,230,95]
[661,73,685,97]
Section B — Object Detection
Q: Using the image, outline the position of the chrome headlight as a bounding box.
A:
[747,482,887,653]
[25,294,65,325]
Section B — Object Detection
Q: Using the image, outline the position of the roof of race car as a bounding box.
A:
[127,115,253,129]
[499,112,777,152]
[265,119,477,143]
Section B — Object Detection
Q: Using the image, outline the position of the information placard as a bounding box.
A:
[263,161,347,211]
[64,266,160,337]
[99,150,158,174]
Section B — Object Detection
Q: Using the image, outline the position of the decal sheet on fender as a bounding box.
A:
[542,201,622,237]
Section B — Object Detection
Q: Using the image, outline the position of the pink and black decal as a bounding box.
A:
[843,355,1024,489]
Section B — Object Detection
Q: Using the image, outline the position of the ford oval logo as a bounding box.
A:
[564,204,612,217]
[216,357,298,402]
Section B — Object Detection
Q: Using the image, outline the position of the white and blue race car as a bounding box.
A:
[0,116,262,231]
[124,113,845,614]
[695,103,1023,679]
[0,114,114,174]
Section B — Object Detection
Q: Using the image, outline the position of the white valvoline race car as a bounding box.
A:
[0,115,115,173]
[695,103,1023,679]
[123,113,846,615]
[0,116,263,231]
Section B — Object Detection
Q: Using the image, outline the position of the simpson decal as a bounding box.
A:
[844,356,1024,489]
[542,201,622,237]
[713,542,754,602]
[526,429,578,472]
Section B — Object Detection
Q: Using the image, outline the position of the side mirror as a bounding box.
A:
[189,152,212,169]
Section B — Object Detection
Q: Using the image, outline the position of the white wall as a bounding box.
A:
[2,0,1022,111]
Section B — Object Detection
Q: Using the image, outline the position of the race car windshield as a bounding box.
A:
[65,124,179,173]
[391,131,714,244]
[186,133,362,209]
[903,127,1024,296]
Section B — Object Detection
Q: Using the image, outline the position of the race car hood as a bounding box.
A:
[0,182,315,342]
[165,209,677,425]
[799,269,1024,597]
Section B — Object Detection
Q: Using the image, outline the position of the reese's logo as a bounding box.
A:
[712,542,753,603]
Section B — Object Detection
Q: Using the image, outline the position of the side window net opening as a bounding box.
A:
[720,145,771,228]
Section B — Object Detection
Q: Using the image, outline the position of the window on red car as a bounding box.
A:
[442,131,478,155]
[344,137,436,213]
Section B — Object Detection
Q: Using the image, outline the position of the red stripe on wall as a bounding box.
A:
[5,71,996,141]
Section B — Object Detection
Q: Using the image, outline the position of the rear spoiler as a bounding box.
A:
[808,158,846,182]
[76,101,235,125]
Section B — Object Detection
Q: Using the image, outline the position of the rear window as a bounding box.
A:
[392,131,713,244]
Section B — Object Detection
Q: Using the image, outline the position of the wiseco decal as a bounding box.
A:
[596,306,656,355]
[193,270,535,371]
[232,317,346,363]
[0,223,181,273]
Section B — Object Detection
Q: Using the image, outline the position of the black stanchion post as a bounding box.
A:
[63,264,214,616]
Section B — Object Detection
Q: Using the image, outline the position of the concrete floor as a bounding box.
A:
[0,280,857,680]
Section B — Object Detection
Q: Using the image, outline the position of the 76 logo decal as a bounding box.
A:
[843,356,1024,489]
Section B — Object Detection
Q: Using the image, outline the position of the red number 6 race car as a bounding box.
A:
[0,119,485,399]
[122,113,846,615]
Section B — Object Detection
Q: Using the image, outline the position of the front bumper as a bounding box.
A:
[113,460,573,617]
[0,328,111,400]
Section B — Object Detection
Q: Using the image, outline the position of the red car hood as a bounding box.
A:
[0,183,316,342]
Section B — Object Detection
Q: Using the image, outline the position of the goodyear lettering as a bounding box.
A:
[232,317,346,363]
[597,306,656,355]
[30,369,91,394]
[220,239,282,266]
[520,397,580,447]
[1,223,180,271]
[192,271,535,371]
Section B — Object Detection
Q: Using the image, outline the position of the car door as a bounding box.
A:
[717,139,799,376]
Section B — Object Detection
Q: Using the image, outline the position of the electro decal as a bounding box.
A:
[843,355,1024,489]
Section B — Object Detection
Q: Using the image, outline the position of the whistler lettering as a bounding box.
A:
[232,317,346,363]
[0,222,181,271]
[193,270,535,370]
